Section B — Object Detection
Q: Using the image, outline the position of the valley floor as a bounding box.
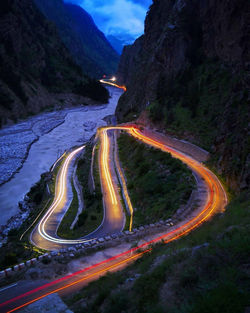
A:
[0,87,122,228]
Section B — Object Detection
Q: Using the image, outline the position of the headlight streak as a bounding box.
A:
[113,130,133,231]
[128,127,227,243]
[3,249,151,313]
[33,127,123,247]
[102,129,117,205]
[1,126,227,312]
[99,79,127,91]
[36,146,95,245]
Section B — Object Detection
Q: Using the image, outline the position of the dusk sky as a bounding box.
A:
[64,0,152,44]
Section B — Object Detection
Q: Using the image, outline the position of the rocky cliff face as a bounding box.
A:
[0,0,109,127]
[116,0,250,191]
[34,0,119,78]
[116,36,144,86]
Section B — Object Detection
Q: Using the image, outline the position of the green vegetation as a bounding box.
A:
[118,133,195,227]
[0,153,70,270]
[57,178,79,238]
[58,141,103,239]
[75,141,103,235]
[149,61,245,149]
[65,191,250,313]
[0,172,52,270]
[147,60,249,189]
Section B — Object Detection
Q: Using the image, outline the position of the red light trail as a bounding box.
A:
[0,126,227,313]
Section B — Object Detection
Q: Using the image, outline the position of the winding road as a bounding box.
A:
[30,128,126,250]
[0,125,227,313]
[30,146,91,250]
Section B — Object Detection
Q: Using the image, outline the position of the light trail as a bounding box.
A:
[1,126,227,312]
[101,129,117,205]
[103,125,227,242]
[50,152,66,172]
[0,284,17,293]
[35,145,96,245]
[99,79,127,91]
[128,127,227,241]
[113,130,133,231]
[97,128,125,231]
[3,249,150,313]
[31,127,125,249]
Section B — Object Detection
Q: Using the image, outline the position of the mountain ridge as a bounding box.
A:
[0,0,109,127]
[116,0,250,192]
[34,0,119,77]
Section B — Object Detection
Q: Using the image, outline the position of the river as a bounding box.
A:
[0,87,122,227]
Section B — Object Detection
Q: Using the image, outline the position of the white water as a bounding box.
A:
[0,87,122,226]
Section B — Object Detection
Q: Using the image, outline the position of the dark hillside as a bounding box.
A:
[34,0,119,77]
[65,192,250,313]
[0,0,109,127]
[116,0,250,191]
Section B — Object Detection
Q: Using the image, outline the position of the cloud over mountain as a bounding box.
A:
[64,0,152,43]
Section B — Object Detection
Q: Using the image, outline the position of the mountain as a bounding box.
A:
[116,0,250,192]
[34,0,120,77]
[0,0,109,127]
[107,35,124,55]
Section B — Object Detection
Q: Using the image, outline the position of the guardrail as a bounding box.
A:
[0,218,175,280]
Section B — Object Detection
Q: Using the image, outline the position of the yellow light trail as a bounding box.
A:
[128,126,227,236]
[1,125,228,313]
[99,79,127,91]
[35,125,226,246]
[5,249,150,313]
[32,127,125,248]
[36,146,94,245]
[102,125,227,237]
[113,130,133,231]
[102,129,117,205]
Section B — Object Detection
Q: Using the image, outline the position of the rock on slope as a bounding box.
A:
[0,0,108,127]
[116,0,250,191]
[19,293,73,313]
[34,0,119,78]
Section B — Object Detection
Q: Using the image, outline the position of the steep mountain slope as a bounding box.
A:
[66,191,250,313]
[34,0,119,77]
[107,35,124,55]
[0,0,109,127]
[116,0,250,191]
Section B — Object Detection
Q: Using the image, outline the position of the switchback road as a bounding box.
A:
[0,126,227,312]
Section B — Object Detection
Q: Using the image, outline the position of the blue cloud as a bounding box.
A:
[64,0,152,43]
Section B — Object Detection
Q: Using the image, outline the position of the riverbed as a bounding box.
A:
[0,87,122,227]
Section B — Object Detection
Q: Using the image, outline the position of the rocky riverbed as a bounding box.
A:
[0,87,123,230]
[0,110,67,185]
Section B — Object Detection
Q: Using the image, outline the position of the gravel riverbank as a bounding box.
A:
[0,110,67,186]
[0,87,123,228]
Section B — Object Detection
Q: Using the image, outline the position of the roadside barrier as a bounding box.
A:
[0,217,176,280]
